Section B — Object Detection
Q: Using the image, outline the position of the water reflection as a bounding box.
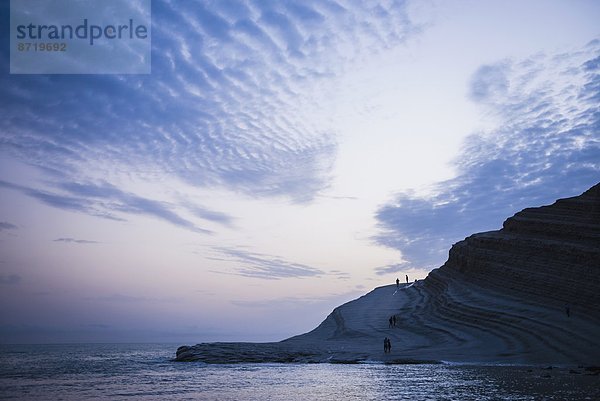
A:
[1,345,598,400]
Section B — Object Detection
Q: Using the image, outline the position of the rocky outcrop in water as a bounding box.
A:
[176,183,600,364]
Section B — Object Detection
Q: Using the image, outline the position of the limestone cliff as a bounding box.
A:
[177,183,600,364]
[438,183,600,307]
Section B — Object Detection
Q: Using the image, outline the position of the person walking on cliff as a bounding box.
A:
[389,316,393,328]
[396,278,400,288]
[387,338,392,353]
[383,337,389,353]
[406,274,409,284]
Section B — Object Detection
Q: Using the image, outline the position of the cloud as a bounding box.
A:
[0,180,90,214]
[373,263,405,276]
[185,203,234,227]
[0,179,211,234]
[213,247,325,280]
[0,0,418,204]
[0,222,17,231]
[375,42,600,271]
[329,269,351,280]
[469,62,510,102]
[85,293,181,304]
[53,238,99,244]
[230,290,364,311]
[0,274,22,285]
[373,263,425,276]
[231,293,349,309]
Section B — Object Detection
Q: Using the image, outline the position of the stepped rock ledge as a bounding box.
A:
[176,183,600,365]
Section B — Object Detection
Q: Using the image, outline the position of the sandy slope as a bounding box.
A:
[285,278,599,364]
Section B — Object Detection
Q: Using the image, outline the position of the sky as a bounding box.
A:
[0,0,599,344]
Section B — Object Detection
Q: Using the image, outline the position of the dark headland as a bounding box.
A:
[176,183,600,365]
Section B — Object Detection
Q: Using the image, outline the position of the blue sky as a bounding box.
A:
[0,0,599,343]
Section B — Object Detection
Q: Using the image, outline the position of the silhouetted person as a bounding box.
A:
[393,315,397,327]
[565,305,571,318]
[406,274,409,284]
[384,337,389,353]
[387,338,392,353]
[396,278,400,288]
[389,316,393,328]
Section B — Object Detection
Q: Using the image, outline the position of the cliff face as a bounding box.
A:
[436,183,600,308]
[399,183,600,364]
[177,184,600,364]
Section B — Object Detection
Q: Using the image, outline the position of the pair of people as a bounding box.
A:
[395,275,409,288]
[383,337,392,353]
[388,315,397,328]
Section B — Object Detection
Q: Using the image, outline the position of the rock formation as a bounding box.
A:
[176,183,600,364]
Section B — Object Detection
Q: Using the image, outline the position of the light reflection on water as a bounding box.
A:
[0,344,598,400]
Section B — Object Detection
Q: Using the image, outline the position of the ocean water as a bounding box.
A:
[0,344,598,400]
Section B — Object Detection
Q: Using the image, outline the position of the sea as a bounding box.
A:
[0,343,598,400]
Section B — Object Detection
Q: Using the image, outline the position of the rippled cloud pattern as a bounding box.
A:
[375,42,600,272]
